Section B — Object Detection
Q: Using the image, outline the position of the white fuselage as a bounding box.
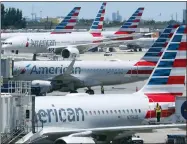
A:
[2,32,105,54]
[13,60,152,89]
[35,94,149,129]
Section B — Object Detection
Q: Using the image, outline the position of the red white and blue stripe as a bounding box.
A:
[135,24,180,67]
[89,2,107,37]
[115,7,144,35]
[140,25,187,96]
[51,7,81,34]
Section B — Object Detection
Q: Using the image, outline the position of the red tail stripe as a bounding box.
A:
[147,95,175,102]
[98,25,103,29]
[138,13,142,16]
[179,42,187,50]
[91,33,102,37]
[133,19,140,22]
[68,19,76,23]
[114,31,131,35]
[65,26,74,29]
[173,59,187,67]
[145,93,183,98]
[167,76,185,84]
[127,70,153,74]
[169,33,174,38]
[134,61,157,66]
[145,109,175,119]
[102,9,105,14]
[129,25,137,28]
[73,13,79,16]
[100,17,104,21]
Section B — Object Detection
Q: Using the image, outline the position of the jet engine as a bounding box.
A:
[54,137,95,144]
[31,80,52,96]
[61,46,80,59]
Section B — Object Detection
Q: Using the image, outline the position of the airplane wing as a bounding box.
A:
[47,33,144,54]
[25,123,186,143]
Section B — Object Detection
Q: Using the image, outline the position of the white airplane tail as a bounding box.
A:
[89,2,107,37]
[139,25,186,97]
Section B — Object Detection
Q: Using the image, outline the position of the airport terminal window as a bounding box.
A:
[139,109,141,113]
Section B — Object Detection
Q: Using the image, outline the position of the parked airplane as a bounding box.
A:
[2,4,145,60]
[10,25,180,95]
[20,25,187,144]
[1,7,81,42]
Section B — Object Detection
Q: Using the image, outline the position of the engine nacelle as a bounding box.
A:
[31,80,52,96]
[61,47,80,59]
[54,136,95,144]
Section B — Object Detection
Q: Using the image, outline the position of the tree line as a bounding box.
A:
[1,4,26,29]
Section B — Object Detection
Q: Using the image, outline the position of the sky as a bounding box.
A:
[2,2,186,21]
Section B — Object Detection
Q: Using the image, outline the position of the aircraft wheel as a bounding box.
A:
[86,89,94,95]
[139,48,142,51]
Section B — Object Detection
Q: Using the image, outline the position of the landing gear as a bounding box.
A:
[139,48,142,51]
[86,89,94,95]
[33,54,37,61]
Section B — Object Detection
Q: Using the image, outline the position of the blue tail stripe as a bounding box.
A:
[152,43,166,47]
[172,35,182,42]
[158,60,174,67]
[148,78,168,85]
[160,34,170,38]
[176,26,185,33]
[167,43,179,50]
[153,69,171,76]
[162,52,177,59]
[163,29,172,33]
[144,52,161,57]
[148,48,162,52]
[155,38,168,43]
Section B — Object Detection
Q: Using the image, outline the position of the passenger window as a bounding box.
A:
[106,110,109,114]
[94,111,96,115]
[102,110,105,114]
[135,109,137,113]
[118,110,121,113]
[123,110,125,113]
[114,110,117,113]
[98,111,100,115]
[127,110,129,113]
[110,110,113,114]
[131,109,133,113]
[139,109,141,113]
[89,111,92,115]
[85,111,88,115]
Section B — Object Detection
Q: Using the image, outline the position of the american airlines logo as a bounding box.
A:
[20,64,31,74]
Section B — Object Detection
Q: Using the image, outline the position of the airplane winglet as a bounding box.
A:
[64,58,76,75]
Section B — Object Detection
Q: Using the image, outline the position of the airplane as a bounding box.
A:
[18,25,187,144]
[9,24,180,95]
[2,4,145,60]
[1,7,81,42]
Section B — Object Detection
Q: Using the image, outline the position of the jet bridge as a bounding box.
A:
[0,81,35,144]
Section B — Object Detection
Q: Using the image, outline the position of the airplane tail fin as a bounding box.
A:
[89,2,107,37]
[51,7,81,34]
[134,24,180,67]
[139,25,187,97]
[115,7,144,35]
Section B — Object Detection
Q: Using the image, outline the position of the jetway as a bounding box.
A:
[0,81,35,144]
[1,57,14,79]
